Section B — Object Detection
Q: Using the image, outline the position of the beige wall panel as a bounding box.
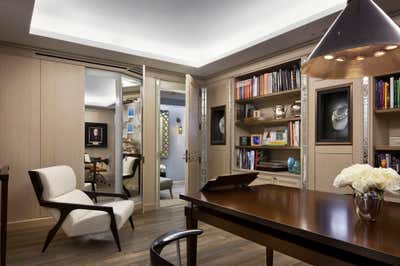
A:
[142,76,157,210]
[315,151,353,194]
[206,79,231,179]
[0,54,42,222]
[85,107,115,175]
[40,60,85,189]
[207,149,228,179]
[308,78,363,192]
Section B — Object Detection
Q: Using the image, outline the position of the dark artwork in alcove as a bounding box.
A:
[85,122,108,148]
[211,105,226,145]
[316,86,352,145]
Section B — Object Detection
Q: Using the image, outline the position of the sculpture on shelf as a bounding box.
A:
[123,137,139,154]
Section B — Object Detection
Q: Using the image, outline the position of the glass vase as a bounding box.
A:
[353,191,384,222]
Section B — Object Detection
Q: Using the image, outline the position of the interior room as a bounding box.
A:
[1,0,400,265]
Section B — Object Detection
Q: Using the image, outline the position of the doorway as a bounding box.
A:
[84,68,143,203]
[157,81,186,207]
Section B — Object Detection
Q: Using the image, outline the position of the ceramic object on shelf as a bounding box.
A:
[289,100,301,117]
[272,104,286,120]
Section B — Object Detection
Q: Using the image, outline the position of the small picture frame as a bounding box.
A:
[85,122,107,148]
[251,134,262,146]
[128,107,135,118]
[253,110,261,118]
[127,123,133,134]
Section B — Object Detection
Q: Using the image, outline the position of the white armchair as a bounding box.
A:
[28,165,134,252]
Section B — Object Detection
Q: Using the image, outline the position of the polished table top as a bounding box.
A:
[180,185,400,262]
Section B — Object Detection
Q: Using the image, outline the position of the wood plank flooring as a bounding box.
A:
[7,200,309,265]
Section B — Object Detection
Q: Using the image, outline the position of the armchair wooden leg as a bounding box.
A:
[110,218,121,252]
[169,188,173,199]
[128,216,135,230]
[42,213,67,252]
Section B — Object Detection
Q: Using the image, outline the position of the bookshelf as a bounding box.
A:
[232,59,303,187]
[372,72,400,173]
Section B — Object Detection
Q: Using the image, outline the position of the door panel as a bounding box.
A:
[185,74,201,193]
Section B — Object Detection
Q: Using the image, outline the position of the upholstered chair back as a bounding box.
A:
[123,157,138,177]
[31,165,94,236]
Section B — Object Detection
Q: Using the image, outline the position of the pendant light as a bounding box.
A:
[302,0,400,79]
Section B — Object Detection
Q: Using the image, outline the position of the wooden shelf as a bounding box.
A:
[235,89,301,104]
[375,108,400,114]
[232,168,300,178]
[236,145,300,150]
[374,145,400,151]
[236,117,300,127]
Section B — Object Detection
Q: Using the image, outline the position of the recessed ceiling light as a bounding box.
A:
[324,54,335,60]
[385,45,398,51]
[355,56,365,61]
[336,57,345,62]
[374,50,386,57]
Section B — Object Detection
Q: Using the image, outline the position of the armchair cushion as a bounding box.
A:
[64,200,134,237]
[34,165,77,200]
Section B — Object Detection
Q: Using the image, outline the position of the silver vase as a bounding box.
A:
[353,191,384,222]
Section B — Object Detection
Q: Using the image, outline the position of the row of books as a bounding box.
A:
[288,121,300,147]
[235,66,301,100]
[375,152,400,173]
[376,77,400,109]
[237,149,267,170]
[237,149,256,170]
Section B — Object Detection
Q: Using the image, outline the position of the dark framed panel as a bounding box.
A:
[85,122,108,148]
[211,105,226,145]
[316,85,352,145]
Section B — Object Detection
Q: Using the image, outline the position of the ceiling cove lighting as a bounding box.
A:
[302,0,400,79]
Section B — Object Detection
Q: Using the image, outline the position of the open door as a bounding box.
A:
[185,74,201,193]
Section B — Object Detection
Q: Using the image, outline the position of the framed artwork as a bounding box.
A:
[85,122,108,148]
[128,107,135,118]
[211,105,226,145]
[316,85,352,145]
[127,123,133,134]
[251,134,262,146]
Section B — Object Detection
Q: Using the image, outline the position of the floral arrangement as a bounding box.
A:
[333,164,400,194]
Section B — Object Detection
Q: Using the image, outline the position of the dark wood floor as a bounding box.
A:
[7,201,308,265]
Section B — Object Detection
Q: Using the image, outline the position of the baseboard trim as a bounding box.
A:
[8,217,54,231]
[142,203,157,212]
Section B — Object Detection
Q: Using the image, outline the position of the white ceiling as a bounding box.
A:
[31,0,346,68]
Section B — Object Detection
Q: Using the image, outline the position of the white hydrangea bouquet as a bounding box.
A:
[333,164,400,194]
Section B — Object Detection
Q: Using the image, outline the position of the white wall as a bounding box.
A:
[160,104,186,180]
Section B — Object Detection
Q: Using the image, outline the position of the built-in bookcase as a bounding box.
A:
[373,72,400,173]
[232,59,304,188]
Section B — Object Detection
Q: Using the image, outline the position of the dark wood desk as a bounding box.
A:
[180,185,400,266]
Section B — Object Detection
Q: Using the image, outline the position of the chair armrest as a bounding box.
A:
[42,200,114,216]
[151,229,203,253]
[83,191,129,200]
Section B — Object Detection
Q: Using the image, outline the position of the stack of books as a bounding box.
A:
[375,152,400,173]
[376,77,400,109]
[235,65,301,100]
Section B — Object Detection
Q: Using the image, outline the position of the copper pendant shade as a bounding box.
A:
[302,0,400,79]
